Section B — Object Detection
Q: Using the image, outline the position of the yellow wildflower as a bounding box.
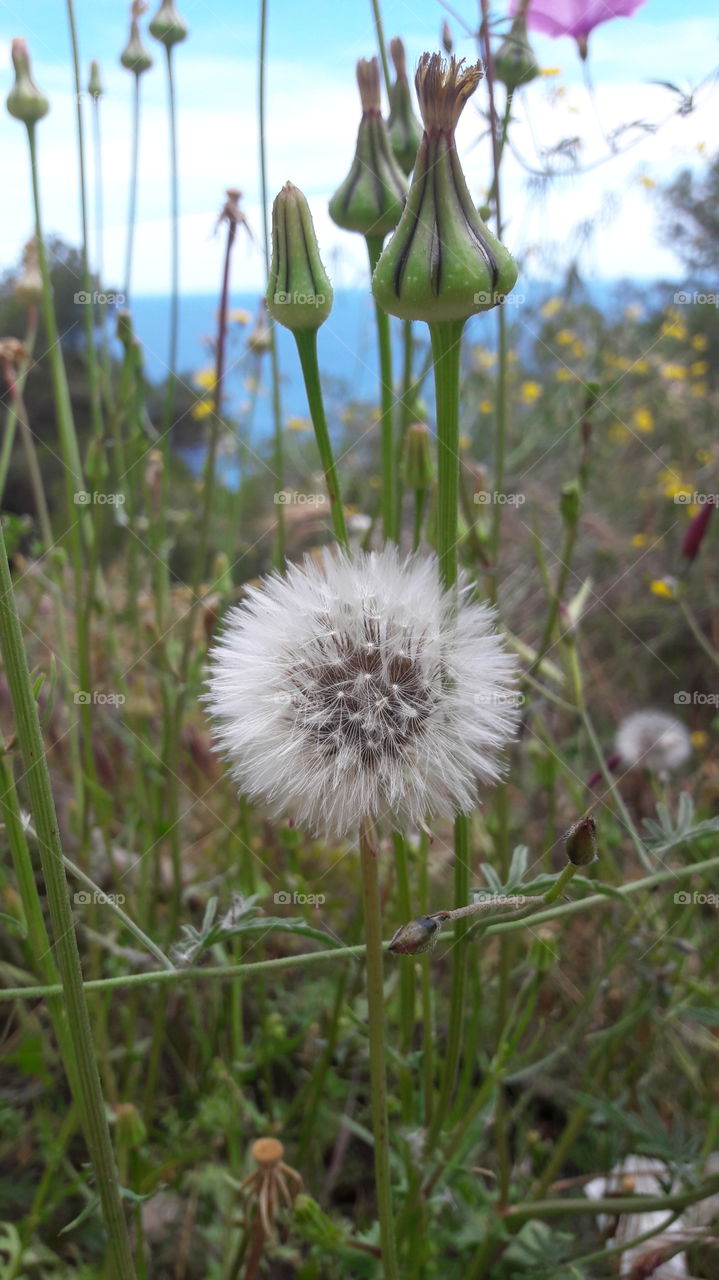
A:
[459,434,471,450]
[691,382,708,398]
[633,359,649,374]
[540,297,562,319]
[191,399,214,420]
[287,416,311,431]
[624,305,642,321]
[660,318,687,341]
[631,533,648,548]
[609,424,631,442]
[650,578,676,600]
[638,175,656,190]
[539,66,561,76]
[632,408,654,433]
[555,368,573,383]
[520,381,542,404]
[692,334,708,351]
[479,400,493,414]
[690,361,709,377]
[663,480,692,502]
[473,347,497,370]
[571,340,586,358]
[660,363,687,381]
[229,308,251,324]
[691,730,708,750]
[194,367,216,390]
[556,329,575,346]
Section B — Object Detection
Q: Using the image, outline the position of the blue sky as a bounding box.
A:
[1,0,717,292]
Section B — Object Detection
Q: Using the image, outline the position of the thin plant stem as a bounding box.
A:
[258,0,285,568]
[0,312,37,503]
[369,0,392,99]
[124,74,142,302]
[367,234,398,542]
[0,523,136,1280]
[359,817,399,1280]
[161,46,180,435]
[293,328,349,547]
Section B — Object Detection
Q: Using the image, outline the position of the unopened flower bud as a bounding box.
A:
[441,19,454,53]
[681,497,714,564]
[121,4,153,74]
[560,480,580,528]
[87,59,103,101]
[247,303,272,355]
[329,57,407,238]
[388,914,442,955]
[387,38,423,175]
[266,183,333,331]
[14,238,42,308]
[7,39,49,125]
[494,11,540,94]
[149,0,188,48]
[372,55,518,322]
[564,816,598,866]
[113,1101,147,1147]
[401,422,434,491]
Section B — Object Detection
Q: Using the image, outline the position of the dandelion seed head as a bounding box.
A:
[615,710,691,775]
[205,547,518,837]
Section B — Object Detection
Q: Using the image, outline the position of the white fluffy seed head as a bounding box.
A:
[615,710,692,775]
[205,547,519,838]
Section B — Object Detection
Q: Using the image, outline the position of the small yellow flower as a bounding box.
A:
[690,382,708,398]
[631,533,648,548]
[691,730,708,750]
[229,308,251,324]
[690,361,709,377]
[458,434,471,450]
[614,355,633,372]
[540,297,562,319]
[571,340,586,358]
[473,346,497,370]
[663,480,692,502]
[191,398,214,420]
[660,319,687,341]
[687,504,700,518]
[555,368,573,383]
[692,334,708,351]
[650,578,676,600]
[539,66,561,76]
[638,174,656,190]
[520,381,542,404]
[632,408,654,433]
[479,399,493,414]
[633,359,649,374]
[556,329,575,346]
[660,363,687,381]
[287,416,311,432]
[193,367,216,390]
[624,304,642,321]
[609,424,631,442]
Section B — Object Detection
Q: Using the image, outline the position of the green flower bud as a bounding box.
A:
[372,55,518,323]
[7,39,49,126]
[494,14,540,94]
[388,914,442,955]
[387,37,423,175]
[401,422,434,491]
[564,816,598,866]
[87,59,103,101]
[266,183,333,331]
[149,0,188,48]
[120,6,153,75]
[560,480,581,528]
[113,1101,147,1148]
[329,57,407,239]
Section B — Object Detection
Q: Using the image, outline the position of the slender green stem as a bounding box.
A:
[525,521,578,680]
[65,0,104,446]
[294,328,349,547]
[161,46,180,435]
[367,234,398,542]
[359,818,399,1280]
[369,0,392,99]
[0,524,136,1280]
[393,831,415,1124]
[259,0,285,568]
[429,320,465,586]
[0,312,37,504]
[123,74,142,302]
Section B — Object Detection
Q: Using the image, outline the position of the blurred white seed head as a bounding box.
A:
[615,710,691,775]
[205,547,518,838]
